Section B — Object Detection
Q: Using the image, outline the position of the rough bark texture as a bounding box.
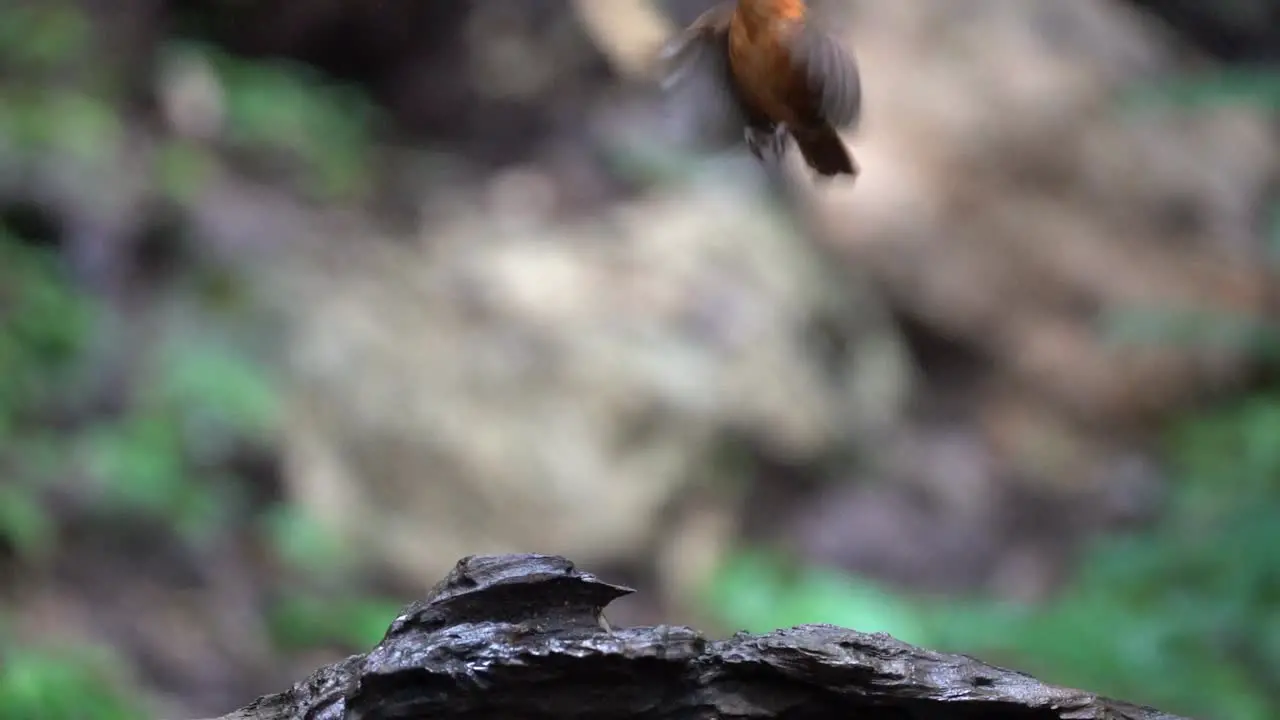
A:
[195,554,1189,720]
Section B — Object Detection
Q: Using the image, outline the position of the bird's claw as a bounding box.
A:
[745,126,790,164]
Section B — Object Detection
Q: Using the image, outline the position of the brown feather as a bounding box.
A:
[792,124,857,177]
[659,0,862,179]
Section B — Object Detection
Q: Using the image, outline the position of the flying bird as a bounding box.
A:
[659,0,863,179]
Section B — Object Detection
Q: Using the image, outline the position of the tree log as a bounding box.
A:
[194,553,1188,720]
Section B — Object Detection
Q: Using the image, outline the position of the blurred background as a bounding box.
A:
[0,0,1278,718]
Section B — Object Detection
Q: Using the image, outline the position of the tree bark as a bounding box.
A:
[192,553,1189,720]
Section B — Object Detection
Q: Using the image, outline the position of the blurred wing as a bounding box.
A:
[790,26,862,130]
[655,2,748,151]
[657,3,733,85]
[656,1,736,77]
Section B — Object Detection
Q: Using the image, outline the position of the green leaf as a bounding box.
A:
[83,418,187,515]
[0,644,147,720]
[1121,67,1280,111]
[154,338,278,438]
[0,482,55,561]
[259,504,352,576]
[267,593,402,651]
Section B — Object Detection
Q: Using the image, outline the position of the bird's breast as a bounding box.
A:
[726,16,814,128]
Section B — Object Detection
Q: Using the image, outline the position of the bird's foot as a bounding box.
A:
[744,128,767,160]
[745,125,789,162]
[770,124,791,156]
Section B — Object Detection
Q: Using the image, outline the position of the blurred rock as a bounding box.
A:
[271,167,911,594]
[800,0,1276,456]
[634,0,1276,599]
[786,418,1168,600]
[261,0,1276,606]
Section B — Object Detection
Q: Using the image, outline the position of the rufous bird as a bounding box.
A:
[659,0,862,179]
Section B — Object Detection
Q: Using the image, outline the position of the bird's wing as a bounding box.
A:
[654,1,749,151]
[656,1,737,85]
[788,24,862,130]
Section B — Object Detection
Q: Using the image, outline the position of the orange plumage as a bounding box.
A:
[661,0,862,178]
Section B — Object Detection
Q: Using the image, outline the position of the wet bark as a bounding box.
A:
[192,553,1189,720]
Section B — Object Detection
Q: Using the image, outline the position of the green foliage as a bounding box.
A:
[0,2,448,713]
[0,226,284,551]
[161,42,380,201]
[0,236,92,409]
[1267,202,1280,265]
[0,3,122,175]
[154,139,217,205]
[267,594,404,653]
[0,235,92,560]
[1103,305,1280,362]
[0,4,90,73]
[0,1,378,205]
[706,550,934,645]
[0,2,399,691]
[84,414,223,544]
[0,641,148,720]
[80,328,281,544]
[0,229,389,693]
[703,390,1280,720]
[0,482,56,563]
[1120,66,1280,111]
[259,504,356,577]
[259,504,406,653]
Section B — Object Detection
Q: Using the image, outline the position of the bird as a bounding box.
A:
[658,0,862,179]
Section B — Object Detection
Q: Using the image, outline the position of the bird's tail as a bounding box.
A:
[791,124,858,178]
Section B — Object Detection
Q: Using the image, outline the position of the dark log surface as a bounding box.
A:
[195,554,1190,720]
